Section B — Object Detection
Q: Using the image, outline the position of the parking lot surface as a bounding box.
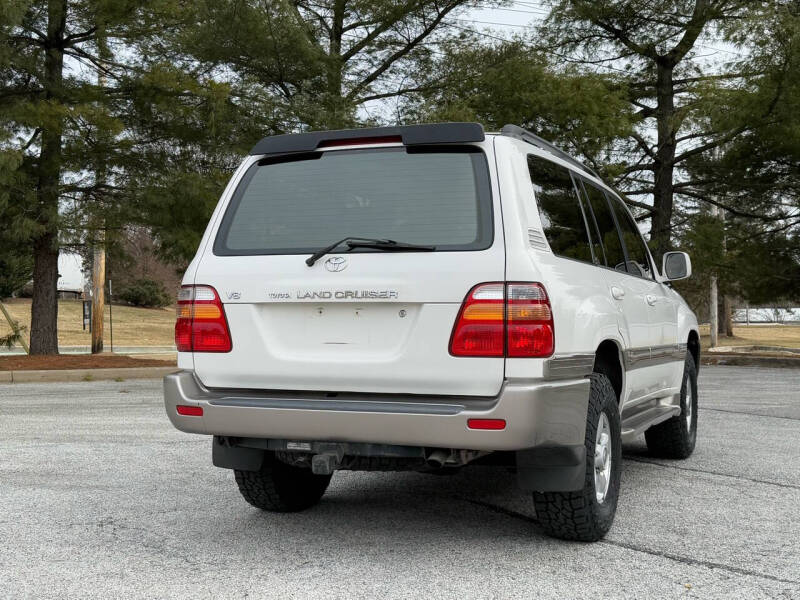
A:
[1,365,799,599]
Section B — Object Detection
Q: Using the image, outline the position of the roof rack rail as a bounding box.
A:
[500,124,600,179]
[250,122,484,155]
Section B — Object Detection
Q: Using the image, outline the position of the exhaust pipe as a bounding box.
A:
[425,449,449,469]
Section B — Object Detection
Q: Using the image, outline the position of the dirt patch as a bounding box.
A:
[0,354,177,371]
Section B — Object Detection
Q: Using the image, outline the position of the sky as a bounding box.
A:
[462,1,745,73]
[467,1,550,30]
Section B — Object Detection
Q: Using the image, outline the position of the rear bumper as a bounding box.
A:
[163,370,590,452]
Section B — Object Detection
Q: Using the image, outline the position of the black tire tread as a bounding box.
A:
[234,454,331,512]
[644,354,697,459]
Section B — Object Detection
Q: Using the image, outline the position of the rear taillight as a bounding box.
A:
[506,283,554,357]
[175,285,232,352]
[449,283,505,356]
[449,282,554,358]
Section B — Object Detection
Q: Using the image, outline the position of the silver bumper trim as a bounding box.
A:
[544,353,595,380]
[164,371,590,452]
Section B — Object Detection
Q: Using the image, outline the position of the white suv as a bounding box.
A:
[164,123,700,542]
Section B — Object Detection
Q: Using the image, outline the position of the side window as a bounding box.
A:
[608,195,654,279]
[527,156,594,265]
[575,179,607,266]
[580,179,627,271]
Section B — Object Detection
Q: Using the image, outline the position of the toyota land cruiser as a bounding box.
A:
[164,123,700,542]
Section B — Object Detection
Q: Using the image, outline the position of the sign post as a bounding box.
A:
[82,300,91,331]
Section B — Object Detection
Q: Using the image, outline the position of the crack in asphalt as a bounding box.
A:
[463,498,800,587]
[622,456,800,491]
[600,539,800,587]
[699,407,800,422]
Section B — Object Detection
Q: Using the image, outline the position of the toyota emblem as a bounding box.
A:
[324,256,348,272]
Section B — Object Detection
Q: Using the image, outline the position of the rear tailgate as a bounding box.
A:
[191,141,506,396]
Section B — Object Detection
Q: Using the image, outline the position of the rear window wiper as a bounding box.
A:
[346,240,435,253]
[306,237,389,266]
[306,237,435,266]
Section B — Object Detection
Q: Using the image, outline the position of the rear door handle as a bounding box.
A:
[646,294,657,306]
[611,286,625,300]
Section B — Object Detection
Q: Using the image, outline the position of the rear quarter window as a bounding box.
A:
[528,155,594,265]
[214,146,493,255]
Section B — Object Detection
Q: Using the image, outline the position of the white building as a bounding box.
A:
[733,308,800,324]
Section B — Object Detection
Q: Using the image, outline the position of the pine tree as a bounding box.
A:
[540,0,772,259]
[183,0,476,131]
[0,0,207,353]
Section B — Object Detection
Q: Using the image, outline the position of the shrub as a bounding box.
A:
[117,278,172,308]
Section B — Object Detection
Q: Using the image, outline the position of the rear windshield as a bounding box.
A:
[213,146,493,255]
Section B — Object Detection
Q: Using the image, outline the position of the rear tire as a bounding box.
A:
[644,353,698,459]
[533,373,622,542]
[234,452,332,512]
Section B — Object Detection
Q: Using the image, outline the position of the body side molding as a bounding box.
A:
[624,343,688,371]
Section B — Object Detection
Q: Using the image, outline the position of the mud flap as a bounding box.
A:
[212,436,265,471]
[515,445,586,492]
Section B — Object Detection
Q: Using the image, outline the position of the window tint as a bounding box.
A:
[575,179,606,266]
[580,179,627,271]
[608,196,654,279]
[528,156,593,264]
[214,147,493,255]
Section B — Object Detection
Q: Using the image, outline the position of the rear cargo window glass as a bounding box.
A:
[214,147,493,255]
[528,156,594,264]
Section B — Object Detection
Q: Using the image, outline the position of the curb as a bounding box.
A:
[2,366,179,384]
[701,354,800,369]
[3,357,796,384]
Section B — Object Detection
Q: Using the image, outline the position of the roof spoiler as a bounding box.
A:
[249,123,485,155]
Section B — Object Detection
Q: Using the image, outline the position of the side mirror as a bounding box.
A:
[662,251,692,281]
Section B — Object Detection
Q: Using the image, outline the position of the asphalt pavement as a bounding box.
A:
[1,366,798,599]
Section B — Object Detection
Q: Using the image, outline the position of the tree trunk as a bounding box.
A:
[29,0,67,355]
[29,233,60,354]
[324,0,350,129]
[650,61,677,261]
[722,296,733,337]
